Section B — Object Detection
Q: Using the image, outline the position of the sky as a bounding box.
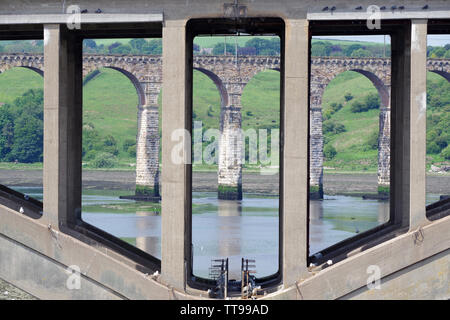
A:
[314,35,450,47]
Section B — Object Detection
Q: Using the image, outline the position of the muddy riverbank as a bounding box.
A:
[0,169,448,195]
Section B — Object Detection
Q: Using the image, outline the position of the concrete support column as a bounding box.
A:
[136,104,160,199]
[161,20,192,290]
[43,24,82,229]
[309,107,324,199]
[282,19,310,286]
[218,102,243,200]
[391,20,428,229]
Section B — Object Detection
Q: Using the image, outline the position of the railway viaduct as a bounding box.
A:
[0,0,449,299]
[2,53,449,200]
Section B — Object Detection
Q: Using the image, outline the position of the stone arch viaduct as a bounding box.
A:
[2,53,448,199]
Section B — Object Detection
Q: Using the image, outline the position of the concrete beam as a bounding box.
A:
[161,20,191,291]
[0,13,163,25]
[282,18,310,286]
[43,24,82,229]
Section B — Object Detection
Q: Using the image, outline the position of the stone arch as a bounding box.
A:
[315,68,390,109]
[242,67,280,92]
[0,65,43,77]
[83,66,146,107]
[194,67,228,108]
[429,69,450,82]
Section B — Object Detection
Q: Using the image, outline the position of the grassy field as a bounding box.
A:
[0,60,448,172]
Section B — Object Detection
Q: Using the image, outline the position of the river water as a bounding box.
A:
[12,187,442,280]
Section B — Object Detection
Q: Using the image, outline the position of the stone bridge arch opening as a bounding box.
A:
[241,68,281,168]
[0,65,44,220]
[83,66,145,107]
[425,69,450,214]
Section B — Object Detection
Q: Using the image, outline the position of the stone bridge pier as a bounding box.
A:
[135,79,162,199]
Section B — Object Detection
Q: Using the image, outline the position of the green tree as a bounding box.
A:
[350,48,372,58]
[324,144,337,160]
[364,93,380,110]
[311,41,332,57]
[212,42,237,55]
[129,38,147,51]
[9,113,43,162]
[441,145,450,160]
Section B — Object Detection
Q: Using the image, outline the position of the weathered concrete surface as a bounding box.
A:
[342,249,449,300]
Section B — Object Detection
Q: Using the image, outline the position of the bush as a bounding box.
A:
[322,109,333,120]
[331,103,343,113]
[367,130,379,150]
[350,101,367,113]
[344,93,353,101]
[364,93,380,110]
[91,153,116,168]
[322,120,335,134]
[123,139,136,152]
[324,144,337,160]
[323,120,346,135]
[441,145,450,160]
[427,142,441,154]
[435,134,449,150]
[127,145,136,157]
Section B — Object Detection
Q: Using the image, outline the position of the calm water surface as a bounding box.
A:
[12,187,443,279]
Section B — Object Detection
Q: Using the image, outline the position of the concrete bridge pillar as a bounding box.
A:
[135,83,161,200]
[218,83,244,200]
[161,21,192,291]
[282,18,310,286]
[391,20,428,229]
[43,24,82,229]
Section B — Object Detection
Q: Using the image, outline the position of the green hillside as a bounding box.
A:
[0,64,448,171]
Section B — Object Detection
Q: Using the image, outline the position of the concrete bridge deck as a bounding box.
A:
[0,0,449,299]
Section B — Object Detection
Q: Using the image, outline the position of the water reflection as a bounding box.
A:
[8,187,444,279]
[135,211,160,258]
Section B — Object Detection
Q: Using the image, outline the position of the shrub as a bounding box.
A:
[91,152,116,168]
[322,109,333,120]
[322,120,335,134]
[435,134,449,150]
[127,145,136,157]
[334,122,346,134]
[344,93,353,101]
[323,120,346,134]
[123,139,136,152]
[331,103,343,113]
[350,101,367,113]
[427,142,441,154]
[367,130,379,150]
[364,93,380,110]
[441,145,450,160]
[324,144,337,160]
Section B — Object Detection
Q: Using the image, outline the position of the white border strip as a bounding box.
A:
[0,13,163,25]
[307,10,450,20]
